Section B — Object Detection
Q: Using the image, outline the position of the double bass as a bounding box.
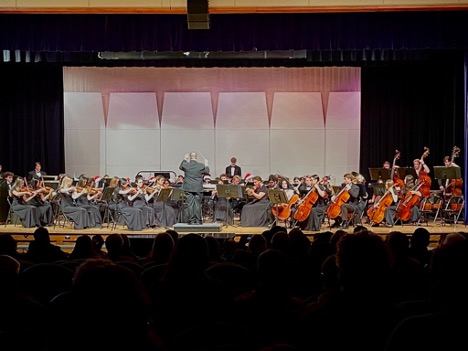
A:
[392,150,405,189]
[443,146,463,198]
[395,147,431,222]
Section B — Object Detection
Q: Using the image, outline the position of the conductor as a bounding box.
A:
[179,152,209,225]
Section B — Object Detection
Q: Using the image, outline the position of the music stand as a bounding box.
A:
[100,186,116,228]
[395,167,417,180]
[216,184,243,225]
[433,166,461,180]
[155,188,173,227]
[170,188,186,223]
[268,189,288,227]
[368,168,391,182]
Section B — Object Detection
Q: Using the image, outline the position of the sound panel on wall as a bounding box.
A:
[187,0,209,29]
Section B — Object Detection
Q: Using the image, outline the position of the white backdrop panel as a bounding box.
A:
[64,92,104,130]
[325,92,361,130]
[325,129,360,185]
[270,92,324,129]
[162,92,213,129]
[107,93,159,130]
[161,130,215,177]
[270,130,325,178]
[216,92,269,129]
[106,129,161,178]
[65,129,104,177]
[214,130,270,179]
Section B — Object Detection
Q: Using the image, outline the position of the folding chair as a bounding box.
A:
[4,197,20,227]
[440,196,464,227]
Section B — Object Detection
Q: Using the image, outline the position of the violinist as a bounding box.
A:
[303,175,332,231]
[115,177,146,231]
[329,173,360,229]
[127,177,157,228]
[240,176,270,227]
[9,176,41,228]
[73,177,103,228]
[151,175,177,227]
[59,176,97,229]
[29,179,54,226]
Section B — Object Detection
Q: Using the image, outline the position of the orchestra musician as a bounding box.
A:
[438,154,461,199]
[150,174,177,227]
[396,174,423,224]
[127,176,157,228]
[225,157,242,179]
[368,179,399,227]
[114,177,146,231]
[73,177,103,228]
[330,173,360,229]
[58,175,96,229]
[27,162,47,187]
[303,175,332,231]
[29,178,54,226]
[240,175,270,227]
[9,176,42,227]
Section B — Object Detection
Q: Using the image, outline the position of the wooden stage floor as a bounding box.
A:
[1,218,466,252]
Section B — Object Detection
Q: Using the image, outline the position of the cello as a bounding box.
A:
[293,186,319,222]
[272,192,300,221]
[366,181,396,225]
[443,146,463,198]
[326,184,351,219]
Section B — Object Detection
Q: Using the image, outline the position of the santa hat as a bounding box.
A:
[203,175,211,181]
[244,173,252,180]
[93,176,102,183]
[148,176,156,183]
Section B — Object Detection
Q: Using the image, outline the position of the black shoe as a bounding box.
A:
[371,223,380,227]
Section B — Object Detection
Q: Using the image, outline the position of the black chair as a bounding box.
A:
[4,196,21,227]
[440,196,465,227]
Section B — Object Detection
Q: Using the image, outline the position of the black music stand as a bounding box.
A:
[155,188,173,227]
[394,167,417,180]
[170,188,186,223]
[216,184,243,226]
[368,168,391,182]
[268,189,288,227]
[100,186,116,228]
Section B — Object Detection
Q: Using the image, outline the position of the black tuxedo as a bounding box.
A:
[28,170,47,185]
[225,165,242,178]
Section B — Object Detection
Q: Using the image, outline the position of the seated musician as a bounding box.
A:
[240,176,270,227]
[304,175,332,231]
[438,155,461,197]
[330,173,360,229]
[151,174,177,227]
[368,179,399,227]
[396,174,423,224]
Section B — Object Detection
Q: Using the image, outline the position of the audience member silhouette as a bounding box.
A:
[149,233,229,348]
[386,231,430,303]
[91,234,107,258]
[290,230,402,351]
[48,259,163,351]
[105,233,139,264]
[385,236,468,350]
[408,227,432,269]
[141,231,174,267]
[0,233,24,260]
[24,227,68,263]
[231,248,306,348]
[69,235,98,261]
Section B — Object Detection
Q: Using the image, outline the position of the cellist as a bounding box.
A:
[329,173,360,229]
[303,175,332,231]
[395,174,424,224]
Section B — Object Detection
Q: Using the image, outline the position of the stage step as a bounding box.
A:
[173,222,223,233]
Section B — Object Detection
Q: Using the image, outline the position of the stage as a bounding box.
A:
[1,217,465,254]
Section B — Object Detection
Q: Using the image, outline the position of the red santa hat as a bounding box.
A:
[93,176,102,183]
[244,173,252,180]
[148,176,156,183]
